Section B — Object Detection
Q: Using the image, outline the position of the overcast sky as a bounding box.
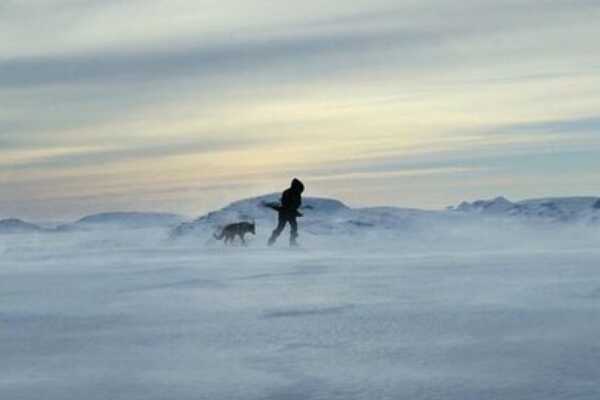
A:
[2,0,600,220]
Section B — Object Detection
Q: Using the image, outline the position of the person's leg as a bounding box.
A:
[289,217,298,246]
[268,214,287,246]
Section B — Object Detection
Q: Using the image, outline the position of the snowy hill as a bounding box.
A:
[454,196,516,214]
[170,193,600,245]
[63,212,185,230]
[170,193,458,240]
[3,194,598,241]
[171,194,352,238]
[0,218,43,234]
[452,196,600,224]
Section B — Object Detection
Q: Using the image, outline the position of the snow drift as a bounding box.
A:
[0,218,44,234]
[452,196,600,224]
[55,212,185,231]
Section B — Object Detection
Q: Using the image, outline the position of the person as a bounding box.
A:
[268,178,305,247]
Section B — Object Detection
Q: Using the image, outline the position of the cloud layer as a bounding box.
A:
[2,0,600,219]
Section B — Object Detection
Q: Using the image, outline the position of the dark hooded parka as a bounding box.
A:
[268,178,305,246]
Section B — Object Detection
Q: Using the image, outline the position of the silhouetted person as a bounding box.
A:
[268,178,305,247]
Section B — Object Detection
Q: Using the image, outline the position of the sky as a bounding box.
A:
[2,0,600,220]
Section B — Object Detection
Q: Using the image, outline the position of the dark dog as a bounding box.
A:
[214,222,256,245]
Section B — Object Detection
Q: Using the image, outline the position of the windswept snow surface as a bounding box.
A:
[2,200,600,399]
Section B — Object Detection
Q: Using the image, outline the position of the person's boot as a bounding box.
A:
[289,234,299,247]
[268,235,277,246]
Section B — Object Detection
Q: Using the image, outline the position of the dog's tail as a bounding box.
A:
[214,229,225,240]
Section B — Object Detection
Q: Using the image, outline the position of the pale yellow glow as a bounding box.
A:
[0,146,108,167]
[5,70,600,196]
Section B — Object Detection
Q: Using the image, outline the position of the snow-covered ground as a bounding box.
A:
[2,196,600,399]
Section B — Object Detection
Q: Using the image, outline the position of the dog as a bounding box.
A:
[214,222,256,246]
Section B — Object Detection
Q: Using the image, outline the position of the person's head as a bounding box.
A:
[291,178,305,193]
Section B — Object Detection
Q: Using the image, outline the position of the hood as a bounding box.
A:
[291,178,305,193]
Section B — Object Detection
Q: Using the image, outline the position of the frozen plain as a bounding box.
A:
[1,220,600,400]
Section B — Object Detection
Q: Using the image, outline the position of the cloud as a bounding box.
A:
[3,0,597,89]
[493,116,600,135]
[306,166,480,183]
[2,0,600,218]
[1,136,279,173]
[0,28,439,88]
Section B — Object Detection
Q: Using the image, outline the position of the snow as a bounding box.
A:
[172,194,350,239]
[0,218,43,234]
[72,212,185,228]
[452,196,600,224]
[455,196,516,214]
[2,195,600,399]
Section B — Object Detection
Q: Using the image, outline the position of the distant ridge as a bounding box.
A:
[451,196,600,223]
[54,212,185,231]
[0,218,43,234]
[171,194,351,238]
[172,194,600,238]
[76,211,183,226]
[3,195,600,237]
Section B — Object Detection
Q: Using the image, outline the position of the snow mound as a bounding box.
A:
[454,196,516,214]
[0,218,43,234]
[453,196,600,223]
[170,194,467,242]
[71,212,184,228]
[171,194,351,238]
